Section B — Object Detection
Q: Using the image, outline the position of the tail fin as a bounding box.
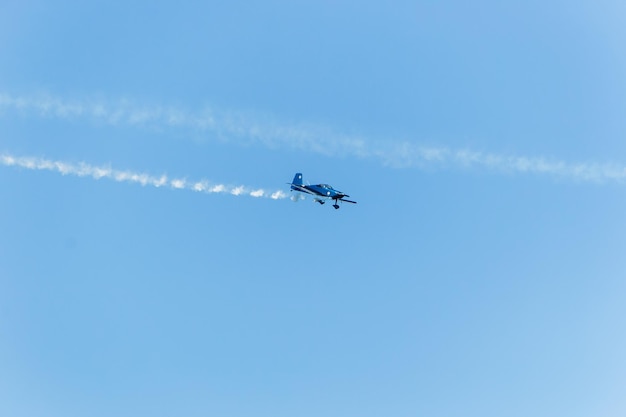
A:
[291,173,303,189]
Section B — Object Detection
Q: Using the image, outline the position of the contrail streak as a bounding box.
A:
[2,92,626,184]
[379,145,626,183]
[0,153,287,200]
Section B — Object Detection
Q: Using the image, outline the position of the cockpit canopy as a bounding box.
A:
[318,184,334,190]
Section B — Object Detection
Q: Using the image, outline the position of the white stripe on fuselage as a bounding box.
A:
[292,184,325,197]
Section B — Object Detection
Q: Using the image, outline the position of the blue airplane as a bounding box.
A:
[289,173,357,209]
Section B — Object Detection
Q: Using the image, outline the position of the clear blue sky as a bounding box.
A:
[1,1,625,416]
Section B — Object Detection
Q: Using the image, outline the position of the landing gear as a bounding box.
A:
[316,199,325,205]
[333,199,340,209]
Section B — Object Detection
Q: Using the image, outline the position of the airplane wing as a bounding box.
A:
[339,198,357,204]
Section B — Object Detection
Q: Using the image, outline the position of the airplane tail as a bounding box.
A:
[290,173,303,190]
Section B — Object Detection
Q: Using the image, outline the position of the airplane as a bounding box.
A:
[288,173,357,209]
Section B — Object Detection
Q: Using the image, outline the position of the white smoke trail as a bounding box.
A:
[379,145,626,183]
[0,93,214,130]
[0,153,288,200]
[2,92,626,184]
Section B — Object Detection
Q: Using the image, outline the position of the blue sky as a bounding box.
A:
[1,1,625,416]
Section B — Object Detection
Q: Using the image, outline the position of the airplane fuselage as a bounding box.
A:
[289,173,356,209]
[290,183,349,200]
